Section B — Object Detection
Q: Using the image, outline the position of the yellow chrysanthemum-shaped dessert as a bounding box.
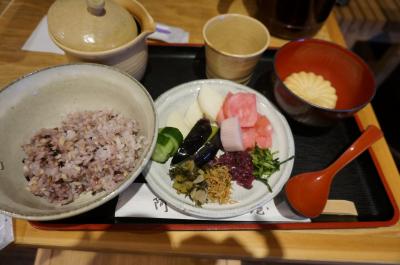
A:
[284,71,338,109]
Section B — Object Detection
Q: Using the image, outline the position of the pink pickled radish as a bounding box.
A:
[255,134,272,148]
[222,92,258,127]
[216,108,225,125]
[241,127,256,150]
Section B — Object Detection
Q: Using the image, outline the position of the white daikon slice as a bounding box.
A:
[198,86,226,121]
[220,117,245,152]
[184,100,203,128]
[166,111,190,137]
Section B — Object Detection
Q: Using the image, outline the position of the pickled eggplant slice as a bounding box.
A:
[171,118,212,165]
[193,129,222,167]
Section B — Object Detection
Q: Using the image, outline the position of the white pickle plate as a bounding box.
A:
[144,79,295,219]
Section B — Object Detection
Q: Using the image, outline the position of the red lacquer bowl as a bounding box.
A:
[273,39,376,127]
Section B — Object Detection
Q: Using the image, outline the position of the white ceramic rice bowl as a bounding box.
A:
[0,64,157,221]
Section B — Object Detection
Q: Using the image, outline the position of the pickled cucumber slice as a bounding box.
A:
[151,134,175,163]
[159,127,184,154]
[152,127,184,163]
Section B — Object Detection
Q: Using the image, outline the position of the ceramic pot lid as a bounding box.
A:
[48,0,138,52]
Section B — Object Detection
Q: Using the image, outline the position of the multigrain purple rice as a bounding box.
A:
[22,110,147,204]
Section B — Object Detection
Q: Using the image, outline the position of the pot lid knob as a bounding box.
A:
[87,0,105,16]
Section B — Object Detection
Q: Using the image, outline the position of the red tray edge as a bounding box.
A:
[28,218,399,231]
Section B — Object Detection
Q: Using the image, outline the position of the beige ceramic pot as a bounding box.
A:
[48,0,156,80]
[0,64,157,220]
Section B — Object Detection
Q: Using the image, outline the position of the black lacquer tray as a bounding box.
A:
[30,44,398,231]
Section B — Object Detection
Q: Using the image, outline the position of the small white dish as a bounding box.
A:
[144,79,295,219]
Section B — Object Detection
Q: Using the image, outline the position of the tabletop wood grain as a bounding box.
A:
[1,0,400,263]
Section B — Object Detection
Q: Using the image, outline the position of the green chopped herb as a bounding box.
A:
[250,146,294,192]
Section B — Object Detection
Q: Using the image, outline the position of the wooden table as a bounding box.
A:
[1,0,400,263]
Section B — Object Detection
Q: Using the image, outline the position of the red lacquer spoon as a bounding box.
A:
[285,125,383,218]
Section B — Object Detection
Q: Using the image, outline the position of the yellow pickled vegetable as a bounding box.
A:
[284,71,337,109]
